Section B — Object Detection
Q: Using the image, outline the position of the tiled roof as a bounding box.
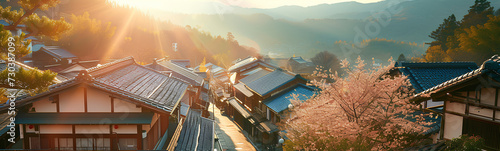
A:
[173,109,214,151]
[241,68,298,96]
[41,46,77,59]
[290,57,309,64]
[234,83,254,97]
[170,59,190,68]
[94,64,189,110]
[239,68,272,84]
[263,84,316,113]
[228,57,278,73]
[228,57,258,72]
[228,98,252,119]
[414,55,500,99]
[146,59,204,86]
[395,61,478,93]
[258,121,279,133]
[1,57,189,113]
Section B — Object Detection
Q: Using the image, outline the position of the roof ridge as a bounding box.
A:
[86,56,135,75]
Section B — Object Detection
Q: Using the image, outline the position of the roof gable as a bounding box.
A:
[395,61,478,93]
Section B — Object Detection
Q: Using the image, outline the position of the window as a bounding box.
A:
[76,138,111,150]
[118,138,137,150]
[76,138,93,150]
[55,138,73,151]
[95,138,111,150]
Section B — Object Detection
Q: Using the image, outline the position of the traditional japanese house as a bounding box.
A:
[194,63,231,109]
[0,57,191,150]
[412,55,500,150]
[32,46,79,69]
[166,109,214,151]
[146,58,209,116]
[228,59,308,146]
[257,84,316,144]
[286,56,315,74]
[228,57,278,83]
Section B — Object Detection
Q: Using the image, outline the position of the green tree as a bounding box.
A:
[429,14,459,50]
[48,12,116,59]
[460,0,494,29]
[397,53,407,62]
[0,67,56,95]
[311,51,341,75]
[450,15,500,64]
[0,0,69,100]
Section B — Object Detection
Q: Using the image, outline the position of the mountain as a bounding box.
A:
[152,0,500,61]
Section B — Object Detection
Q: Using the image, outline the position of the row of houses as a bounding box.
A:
[0,56,218,150]
[219,55,500,150]
[219,56,316,148]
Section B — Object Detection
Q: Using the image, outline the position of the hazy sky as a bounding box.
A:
[112,0,384,14]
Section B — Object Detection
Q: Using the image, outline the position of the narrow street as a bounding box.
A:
[209,103,257,151]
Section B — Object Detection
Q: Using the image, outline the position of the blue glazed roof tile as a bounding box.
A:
[415,55,500,98]
[395,62,478,93]
[263,84,316,113]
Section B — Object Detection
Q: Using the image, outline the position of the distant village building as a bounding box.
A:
[412,55,500,150]
[226,57,314,147]
[33,46,79,67]
[0,57,195,150]
[286,56,315,74]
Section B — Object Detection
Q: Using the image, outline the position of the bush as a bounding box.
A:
[445,135,484,151]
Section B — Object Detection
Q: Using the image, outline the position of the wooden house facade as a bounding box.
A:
[227,57,310,147]
[412,55,500,150]
[0,57,191,150]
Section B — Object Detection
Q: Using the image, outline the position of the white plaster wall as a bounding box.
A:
[32,98,56,112]
[469,106,494,118]
[426,99,443,108]
[87,88,112,112]
[111,125,137,134]
[75,125,110,134]
[59,87,85,112]
[39,125,73,134]
[445,101,465,114]
[480,88,496,106]
[114,98,141,112]
[444,113,463,140]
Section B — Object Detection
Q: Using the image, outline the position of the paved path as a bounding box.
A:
[209,103,256,151]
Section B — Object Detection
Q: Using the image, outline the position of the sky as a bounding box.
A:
[111,0,384,14]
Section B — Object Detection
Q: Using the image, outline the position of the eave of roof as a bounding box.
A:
[412,55,500,102]
[394,61,478,93]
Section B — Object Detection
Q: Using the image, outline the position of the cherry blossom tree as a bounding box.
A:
[282,57,433,150]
